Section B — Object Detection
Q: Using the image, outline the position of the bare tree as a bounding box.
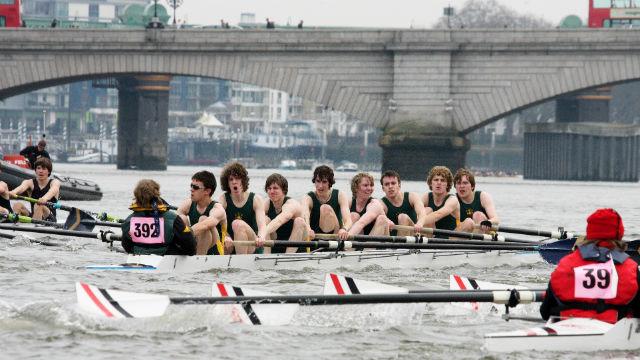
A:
[434,0,553,29]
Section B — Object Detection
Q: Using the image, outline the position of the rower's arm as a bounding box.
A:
[348,199,384,235]
[9,179,32,197]
[480,191,499,224]
[338,191,352,230]
[176,199,191,216]
[421,195,458,225]
[192,203,225,232]
[39,179,61,203]
[301,194,312,224]
[265,199,299,236]
[410,192,428,228]
[254,194,268,239]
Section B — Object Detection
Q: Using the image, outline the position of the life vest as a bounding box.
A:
[122,202,176,255]
[549,242,638,323]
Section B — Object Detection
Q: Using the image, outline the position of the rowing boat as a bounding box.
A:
[484,317,640,352]
[85,248,543,273]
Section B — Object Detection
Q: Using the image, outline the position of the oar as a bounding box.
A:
[0,211,97,232]
[393,225,539,244]
[76,281,544,318]
[0,223,121,242]
[314,233,536,247]
[479,224,577,240]
[235,239,540,251]
[12,194,124,223]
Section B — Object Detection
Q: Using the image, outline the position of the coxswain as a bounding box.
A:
[540,208,640,323]
[19,139,50,170]
[176,170,226,255]
[302,165,351,240]
[348,172,384,235]
[421,166,459,232]
[453,168,499,233]
[263,173,308,254]
[9,158,60,221]
[218,162,267,254]
[369,170,426,236]
[121,179,196,256]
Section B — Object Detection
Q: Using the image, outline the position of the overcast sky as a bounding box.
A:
[176,0,588,28]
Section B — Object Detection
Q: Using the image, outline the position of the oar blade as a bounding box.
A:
[212,283,299,325]
[324,273,409,295]
[64,208,96,232]
[450,274,528,313]
[76,282,170,318]
[538,238,576,264]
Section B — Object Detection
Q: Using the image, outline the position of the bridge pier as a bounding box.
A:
[117,75,171,170]
[524,123,640,182]
[379,124,470,181]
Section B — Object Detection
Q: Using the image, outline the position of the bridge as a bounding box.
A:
[1,28,639,178]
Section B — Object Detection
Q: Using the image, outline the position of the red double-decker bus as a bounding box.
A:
[589,0,640,27]
[0,0,20,27]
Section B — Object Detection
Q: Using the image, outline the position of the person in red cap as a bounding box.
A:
[540,208,640,323]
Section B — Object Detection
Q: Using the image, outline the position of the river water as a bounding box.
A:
[0,163,638,360]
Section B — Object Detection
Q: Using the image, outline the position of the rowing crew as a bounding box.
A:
[119,162,499,256]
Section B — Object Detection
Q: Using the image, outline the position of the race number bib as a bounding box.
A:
[129,217,165,244]
[574,259,618,299]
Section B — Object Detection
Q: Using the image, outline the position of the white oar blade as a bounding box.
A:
[76,282,170,318]
[449,274,528,313]
[211,283,299,326]
[323,273,409,295]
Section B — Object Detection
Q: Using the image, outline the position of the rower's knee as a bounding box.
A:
[231,219,247,232]
[472,212,488,223]
[350,213,360,223]
[319,204,335,217]
[397,213,411,225]
[375,214,388,224]
[293,217,306,228]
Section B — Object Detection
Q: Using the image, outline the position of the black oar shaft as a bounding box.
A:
[0,223,121,241]
[314,233,530,247]
[257,240,537,251]
[165,290,545,305]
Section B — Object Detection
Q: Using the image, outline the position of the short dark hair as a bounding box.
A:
[380,170,401,186]
[265,173,288,195]
[454,168,476,190]
[221,162,249,192]
[34,157,52,174]
[312,165,335,186]
[192,170,217,197]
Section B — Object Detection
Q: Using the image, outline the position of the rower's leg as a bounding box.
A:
[318,204,339,233]
[32,204,50,221]
[369,215,391,236]
[395,213,415,236]
[12,202,29,216]
[288,217,308,253]
[193,215,213,255]
[457,218,475,233]
[232,219,256,255]
[472,212,491,234]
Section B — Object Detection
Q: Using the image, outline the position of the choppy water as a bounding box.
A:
[0,163,639,360]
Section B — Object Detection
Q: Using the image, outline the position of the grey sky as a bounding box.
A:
[177,0,588,28]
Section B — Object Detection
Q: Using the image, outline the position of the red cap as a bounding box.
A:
[586,208,624,241]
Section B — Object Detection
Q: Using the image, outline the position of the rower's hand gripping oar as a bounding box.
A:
[393,225,538,244]
[76,281,545,319]
[476,223,577,240]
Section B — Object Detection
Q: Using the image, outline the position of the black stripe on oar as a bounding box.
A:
[468,278,480,290]
[345,276,360,295]
[542,327,558,335]
[232,286,261,325]
[98,288,133,318]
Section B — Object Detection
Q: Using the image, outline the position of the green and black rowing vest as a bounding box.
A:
[224,192,258,239]
[268,197,295,253]
[350,197,374,235]
[122,210,177,255]
[308,189,342,234]
[188,200,216,226]
[382,192,417,236]
[457,191,487,222]
[427,193,458,231]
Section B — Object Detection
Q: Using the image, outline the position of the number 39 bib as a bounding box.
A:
[574,259,619,299]
[130,217,165,244]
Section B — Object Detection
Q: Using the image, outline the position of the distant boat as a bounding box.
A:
[67,151,111,164]
[279,159,297,170]
[336,161,358,172]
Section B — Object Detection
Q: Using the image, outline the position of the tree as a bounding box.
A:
[434,0,553,29]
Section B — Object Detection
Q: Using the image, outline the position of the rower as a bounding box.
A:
[370,170,426,236]
[540,208,640,323]
[218,162,267,255]
[19,139,50,170]
[302,165,351,240]
[348,172,384,235]
[421,166,459,232]
[0,167,11,215]
[9,158,60,221]
[176,170,226,255]
[453,168,499,233]
[121,179,196,256]
[263,173,308,254]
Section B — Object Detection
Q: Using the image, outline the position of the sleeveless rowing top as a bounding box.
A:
[458,191,487,222]
[308,189,342,234]
[30,179,57,220]
[350,197,374,235]
[427,193,457,231]
[267,196,295,253]
[0,194,11,214]
[382,192,417,236]
[188,200,216,226]
[224,192,258,240]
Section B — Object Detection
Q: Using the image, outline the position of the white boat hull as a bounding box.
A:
[484,317,640,352]
[86,249,542,273]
